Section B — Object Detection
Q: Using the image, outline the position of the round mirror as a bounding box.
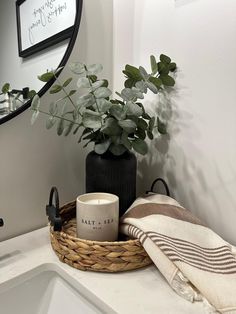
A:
[0,0,83,125]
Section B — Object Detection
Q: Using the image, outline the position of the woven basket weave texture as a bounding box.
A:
[50,201,152,272]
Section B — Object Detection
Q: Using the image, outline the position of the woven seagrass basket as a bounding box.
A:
[50,200,152,272]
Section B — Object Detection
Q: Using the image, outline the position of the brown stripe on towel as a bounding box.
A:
[121,203,206,227]
[147,232,230,254]
[147,233,236,274]
[163,250,236,267]
[159,245,235,262]
[149,238,231,259]
[123,223,148,245]
[169,257,236,274]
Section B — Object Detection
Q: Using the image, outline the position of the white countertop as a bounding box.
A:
[0,227,206,314]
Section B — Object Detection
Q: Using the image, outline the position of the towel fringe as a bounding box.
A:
[171,270,202,302]
[202,297,220,314]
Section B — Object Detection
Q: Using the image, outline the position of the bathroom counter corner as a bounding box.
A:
[0,227,205,314]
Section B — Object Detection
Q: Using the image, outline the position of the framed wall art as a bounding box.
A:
[16,0,79,58]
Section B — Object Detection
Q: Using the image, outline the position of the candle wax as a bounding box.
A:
[84,199,111,205]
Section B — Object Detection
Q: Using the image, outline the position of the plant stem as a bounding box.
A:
[31,108,82,126]
[84,65,100,113]
[53,73,82,118]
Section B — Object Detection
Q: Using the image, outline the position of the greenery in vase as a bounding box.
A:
[31,54,177,156]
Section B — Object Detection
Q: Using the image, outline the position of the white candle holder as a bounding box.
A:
[76,193,119,241]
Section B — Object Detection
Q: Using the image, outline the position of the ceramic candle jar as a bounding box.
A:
[76,193,119,241]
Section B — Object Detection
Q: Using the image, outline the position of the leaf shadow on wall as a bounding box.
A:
[137,79,236,244]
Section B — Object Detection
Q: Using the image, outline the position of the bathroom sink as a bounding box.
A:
[0,263,115,314]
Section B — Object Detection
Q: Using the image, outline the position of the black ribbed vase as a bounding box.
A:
[86,151,137,217]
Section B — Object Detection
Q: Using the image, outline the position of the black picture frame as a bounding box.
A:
[16,0,78,58]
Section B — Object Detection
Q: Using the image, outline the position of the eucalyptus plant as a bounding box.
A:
[31,54,177,156]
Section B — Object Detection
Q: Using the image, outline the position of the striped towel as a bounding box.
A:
[120,194,236,314]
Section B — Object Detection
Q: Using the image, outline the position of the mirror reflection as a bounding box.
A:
[0,0,80,121]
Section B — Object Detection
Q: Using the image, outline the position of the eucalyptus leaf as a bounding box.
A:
[94,87,112,99]
[101,79,109,88]
[147,130,154,140]
[77,94,95,107]
[139,66,149,80]
[118,119,137,133]
[77,77,90,89]
[123,65,142,81]
[125,101,143,117]
[157,117,167,134]
[94,139,111,155]
[97,99,112,113]
[124,78,136,88]
[49,102,58,115]
[101,117,122,136]
[38,72,54,82]
[109,104,125,120]
[135,81,147,93]
[91,80,105,91]
[88,75,97,83]
[150,55,158,75]
[157,62,166,73]
[142,111,152,120]
[57,119,65,136]
[110,135,120,145]
[136,128,146,140]
[159,75,175,87]
[50,84,62,94]
[64,122,74,136]
[146,81,158,94]
[132,138,148,155]
[31,95,40,110]
[149,117,155,132]
[31,110,39,125]
[82,112,102,129]
[149,77,162,89]
[109,144,127,156]
[83,131,99,141]
[83,109,102,117]
[137,118,148,130]
[120,88,137,102]
[169,62,177,72]
[72,109,78,121]
[131,87,144,99]
[73,124,81,135]
[121,132,132,150]
[28,90,37,99]
[69,62,85,75]
[1,83,10,93]
[46,116,56,129]
[78,128,90,143]
[63,78,73,87]
[86,64,103,75]
[68,90,77,97]
[160,54,171,64]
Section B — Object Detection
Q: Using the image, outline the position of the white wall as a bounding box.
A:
[113,0,236,245]
[1,0,235,246]
[0,0,69,92]
[0,0,113,241]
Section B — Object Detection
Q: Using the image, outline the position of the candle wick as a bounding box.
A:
[98,199,100,204]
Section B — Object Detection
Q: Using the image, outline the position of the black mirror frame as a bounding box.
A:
[0,0,83,126]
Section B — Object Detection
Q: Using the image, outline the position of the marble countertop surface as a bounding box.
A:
[0,227,205,314]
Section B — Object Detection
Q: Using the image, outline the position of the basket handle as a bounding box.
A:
[46,186,62,231]
[146,178,170,196]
